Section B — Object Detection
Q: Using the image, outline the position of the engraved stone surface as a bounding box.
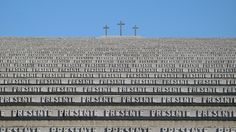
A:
[0,37,236,131]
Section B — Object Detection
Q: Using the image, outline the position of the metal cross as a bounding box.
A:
[103,25,109,36]
[117,21,125,36]
[132,25,139,36]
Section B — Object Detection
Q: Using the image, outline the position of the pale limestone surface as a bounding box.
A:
[0,37,235,131]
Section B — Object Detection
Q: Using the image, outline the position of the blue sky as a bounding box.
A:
[0,0,235,37]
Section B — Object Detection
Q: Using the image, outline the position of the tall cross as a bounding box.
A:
[103,25,109,36]
[133,25,139,36]
[117,21,125,36]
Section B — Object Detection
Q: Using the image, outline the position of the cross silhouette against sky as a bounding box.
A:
[117,21,125,36]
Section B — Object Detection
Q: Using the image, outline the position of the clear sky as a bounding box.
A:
[0,0,235,37]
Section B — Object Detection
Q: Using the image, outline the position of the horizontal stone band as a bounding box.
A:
[0,106,235,120]
[0,85,235,95]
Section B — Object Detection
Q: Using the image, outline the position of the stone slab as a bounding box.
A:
[0,37,236,130]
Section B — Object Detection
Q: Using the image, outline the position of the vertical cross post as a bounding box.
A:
[133,25,139,36]
[117,21,125,36]
[103,25,109,36]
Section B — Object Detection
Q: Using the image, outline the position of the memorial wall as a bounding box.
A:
[0,37,235,132]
